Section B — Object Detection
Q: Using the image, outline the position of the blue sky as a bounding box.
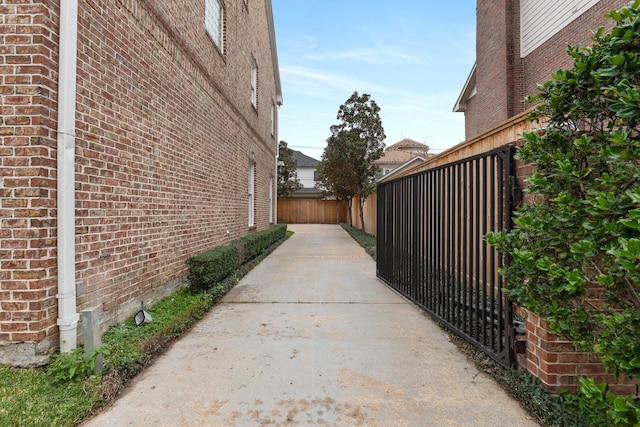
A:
[271,0,477,161]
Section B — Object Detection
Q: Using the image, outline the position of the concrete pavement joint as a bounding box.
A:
[219,301,407,305]
[271,254,371,259]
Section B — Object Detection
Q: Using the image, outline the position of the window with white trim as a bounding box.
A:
[251,59,258,108]
[270,101,275,136]
[205,0,224,53]
[269,175,274,223]
[248,163,255,226]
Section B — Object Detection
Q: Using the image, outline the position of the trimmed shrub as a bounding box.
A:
[185,245,239,293]
[186,225,286,292]
[234,224,287,263]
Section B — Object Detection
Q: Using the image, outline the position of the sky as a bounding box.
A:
[271,0,477,161]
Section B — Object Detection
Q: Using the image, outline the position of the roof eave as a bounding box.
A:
[377,156,427,184]
[265,0,282,106]
[453,63,476,113]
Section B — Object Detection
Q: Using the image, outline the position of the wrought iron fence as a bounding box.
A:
[376,144,517,367]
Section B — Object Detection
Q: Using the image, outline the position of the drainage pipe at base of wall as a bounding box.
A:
[56,0,79,353]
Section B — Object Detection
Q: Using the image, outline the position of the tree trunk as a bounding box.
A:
[347,198,353,226]
[359,196,366,234]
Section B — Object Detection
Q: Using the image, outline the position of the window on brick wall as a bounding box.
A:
[251,59,258,109]
[270,100,275,136]
[205,0,224,53]
[269,175,274,223]
[248,163,255,226]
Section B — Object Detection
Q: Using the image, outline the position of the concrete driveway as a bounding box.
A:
[84,224,538,426]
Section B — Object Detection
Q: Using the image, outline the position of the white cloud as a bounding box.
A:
[280,65,399,98]
[301,46,430,66]
[302,49,386,64]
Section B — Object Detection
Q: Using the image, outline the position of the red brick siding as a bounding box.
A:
[519,309,638,396]
[505,0,523,118]
[0,0,60,359]
[466,0,510,138]
[1,0,279,364]
[466,0,628,139]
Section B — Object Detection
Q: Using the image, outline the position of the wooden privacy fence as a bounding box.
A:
[277,198,348,224]
[355,110,536,236]
[351,193,377,235]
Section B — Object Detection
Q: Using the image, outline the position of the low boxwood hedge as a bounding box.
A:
[185,245,239,293]
[186,224,287,292]
[233,223,287,263]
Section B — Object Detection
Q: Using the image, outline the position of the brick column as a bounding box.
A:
[0,1,60,366]
[519,308,639,396]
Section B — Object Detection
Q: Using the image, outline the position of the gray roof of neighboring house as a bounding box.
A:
[292,150,319,167]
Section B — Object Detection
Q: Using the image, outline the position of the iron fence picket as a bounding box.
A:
[376,144,516,367]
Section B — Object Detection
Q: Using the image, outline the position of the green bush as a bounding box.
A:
[562,377,640,427]
[185,245,239,293]
[186,225,287,291]
[486,2,640,425]
[234,224,287,263]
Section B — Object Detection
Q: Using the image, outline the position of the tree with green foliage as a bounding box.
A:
[316,91,385,233]
[486,2,640,424]
[316,131,356,223]
[277,140,302,197]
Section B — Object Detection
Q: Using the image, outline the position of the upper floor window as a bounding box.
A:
[251,59,258,108]
[205,0,224,53]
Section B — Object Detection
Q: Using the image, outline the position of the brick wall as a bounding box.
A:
[519,308,639,396]
[0,0,60,366]
[466,0,510,138]
[465,0,627,140]
[1,0,280,366]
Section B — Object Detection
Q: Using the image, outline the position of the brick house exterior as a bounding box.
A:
[455,0,627,140]
[0,0,282,366]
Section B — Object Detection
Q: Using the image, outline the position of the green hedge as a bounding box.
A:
[186,224,287,292]
[185,245,239,293]
[233,224,287,263]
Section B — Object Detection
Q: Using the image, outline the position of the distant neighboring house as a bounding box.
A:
[0,0,281,366]
[374,139,430,178]
[454,0,627,140]
[377,155,428,183]
[291,151,323,198]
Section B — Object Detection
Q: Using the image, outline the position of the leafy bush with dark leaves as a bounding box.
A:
[487,2,640,424]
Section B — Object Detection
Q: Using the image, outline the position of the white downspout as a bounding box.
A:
[56,0,79,353]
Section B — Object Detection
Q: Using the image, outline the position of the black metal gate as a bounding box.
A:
[376,144,517,367]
